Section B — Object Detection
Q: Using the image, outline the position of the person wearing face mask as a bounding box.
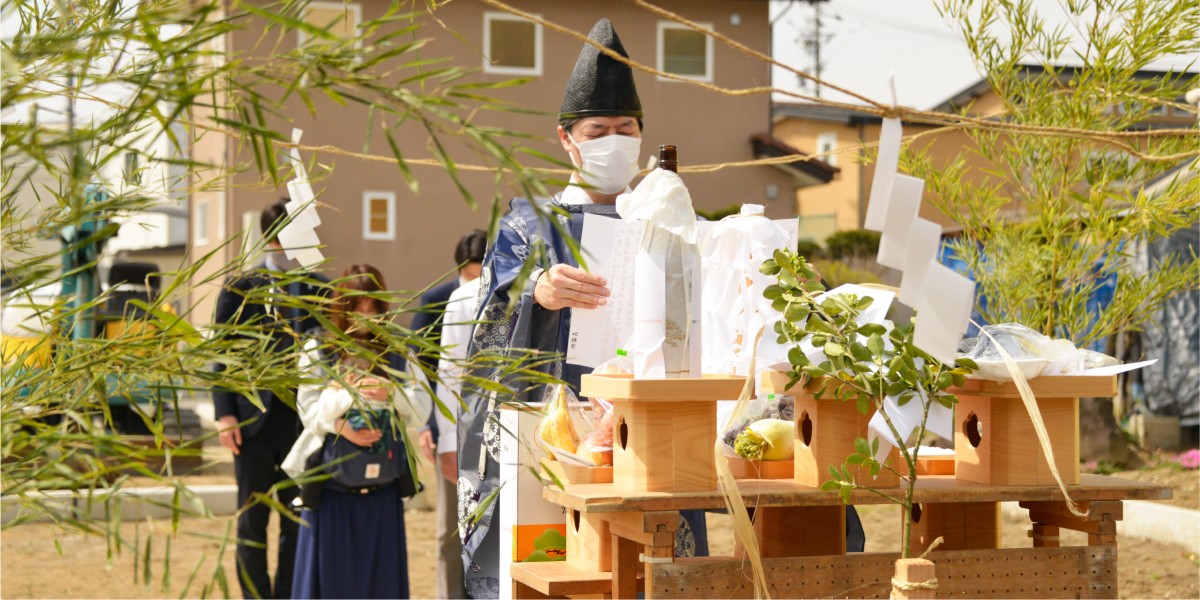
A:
[455,19,707,599]
[212,198,329,599]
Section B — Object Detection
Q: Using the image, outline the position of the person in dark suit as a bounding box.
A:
[412,229,487,599]
[212,198,328,599]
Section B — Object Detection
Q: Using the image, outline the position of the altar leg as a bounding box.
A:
[1021,500,1121,598]
[611,534,639,599]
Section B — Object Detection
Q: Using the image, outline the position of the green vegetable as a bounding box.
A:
[733,418,795,461]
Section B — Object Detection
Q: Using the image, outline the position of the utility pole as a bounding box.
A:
[813,1,822,97]
[799,0,831,98]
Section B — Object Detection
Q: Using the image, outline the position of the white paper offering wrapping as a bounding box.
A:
[797,284,896,366]
[617,169,700,379]
[867,387,954,467]
[700,205,798,376]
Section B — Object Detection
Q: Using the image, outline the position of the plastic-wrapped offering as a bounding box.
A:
[719,394,794,449]
[578,398,614,466]
[616,168,700,379]
[536,384,582,460]
[575,352,627,466]
[958,323,1120,380]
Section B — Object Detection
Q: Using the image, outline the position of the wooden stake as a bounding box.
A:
[892,558,937,599]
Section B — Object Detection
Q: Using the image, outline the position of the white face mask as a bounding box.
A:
[568,132,642,195]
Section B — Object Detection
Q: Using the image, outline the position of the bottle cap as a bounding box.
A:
[740,204,765,216]
[616,349,627,357]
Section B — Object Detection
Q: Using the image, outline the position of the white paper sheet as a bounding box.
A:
[700,213,798,376]
[285,181,321,229]
[632,224,669,378]
[867,395,918,467]
[926,396,955,441]
[876,175,925,269]
[863,118,903,232]
[798,284,895,367]
[898,218,942,305]
[277,218,320,257]
[279,127,323,271]
[566,215,641,368]
[912,262,975,364]
[288,128,308,180]
[293,247,325,271]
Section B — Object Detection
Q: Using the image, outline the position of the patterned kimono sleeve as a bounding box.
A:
[468,208,538,356]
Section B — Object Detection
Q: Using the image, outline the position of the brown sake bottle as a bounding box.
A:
[658,144,677,173]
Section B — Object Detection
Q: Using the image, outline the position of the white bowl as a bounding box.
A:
[966,358,1050,381]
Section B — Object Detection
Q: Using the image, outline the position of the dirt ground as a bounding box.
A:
[2,477,1197,599]
[1108,466,1199,510]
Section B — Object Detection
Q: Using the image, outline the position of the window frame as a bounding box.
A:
[194,199,210,246]
[297,1,363,50]
[656,20,714,83]
[816,132,839,167]
[362,190,396,241]
[482,11,543,76]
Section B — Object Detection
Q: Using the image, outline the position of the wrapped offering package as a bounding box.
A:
[616,168,700,378]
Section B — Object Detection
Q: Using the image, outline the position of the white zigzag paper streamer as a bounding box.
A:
[279,128,325,270]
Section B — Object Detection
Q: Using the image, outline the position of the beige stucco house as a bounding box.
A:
[187,0,834,326]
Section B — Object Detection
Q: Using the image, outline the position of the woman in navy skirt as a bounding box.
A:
[283,264,420,599]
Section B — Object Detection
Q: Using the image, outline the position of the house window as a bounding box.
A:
[123,151,142,185]
[362,191,395,241]
[816,132,839,167]
[194,199,209,246]
[657,21,712,82]
[483,12,542,75]
[298,1,361,49]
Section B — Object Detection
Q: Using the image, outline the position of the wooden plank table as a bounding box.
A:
[511,475,1171,599]
[543,474,1170,512]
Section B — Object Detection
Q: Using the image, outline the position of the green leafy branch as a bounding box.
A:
[762,248,977,558]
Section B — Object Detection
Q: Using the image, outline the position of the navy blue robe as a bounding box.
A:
[455,198,708,598]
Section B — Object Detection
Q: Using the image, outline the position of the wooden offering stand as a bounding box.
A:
[759,371,900,487]
[516,475,1168,598]
[952,375,1116,486]
[510,372,1167,599]
[580,374,746,493]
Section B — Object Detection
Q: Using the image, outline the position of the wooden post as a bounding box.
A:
[642,544,674,600]
[891,558,937,599]
[611,533,640,599]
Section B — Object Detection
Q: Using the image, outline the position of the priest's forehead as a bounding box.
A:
[571,116,640,136]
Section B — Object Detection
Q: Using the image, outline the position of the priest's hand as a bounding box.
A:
[533,264,610,311]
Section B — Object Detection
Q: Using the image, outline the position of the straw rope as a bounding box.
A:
[891,577,940,592]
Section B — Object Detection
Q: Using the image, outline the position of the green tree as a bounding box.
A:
[2,0,557,591]
[914,0,1199,348]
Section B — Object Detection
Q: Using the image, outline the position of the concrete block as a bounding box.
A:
[1130,414,1181,451]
